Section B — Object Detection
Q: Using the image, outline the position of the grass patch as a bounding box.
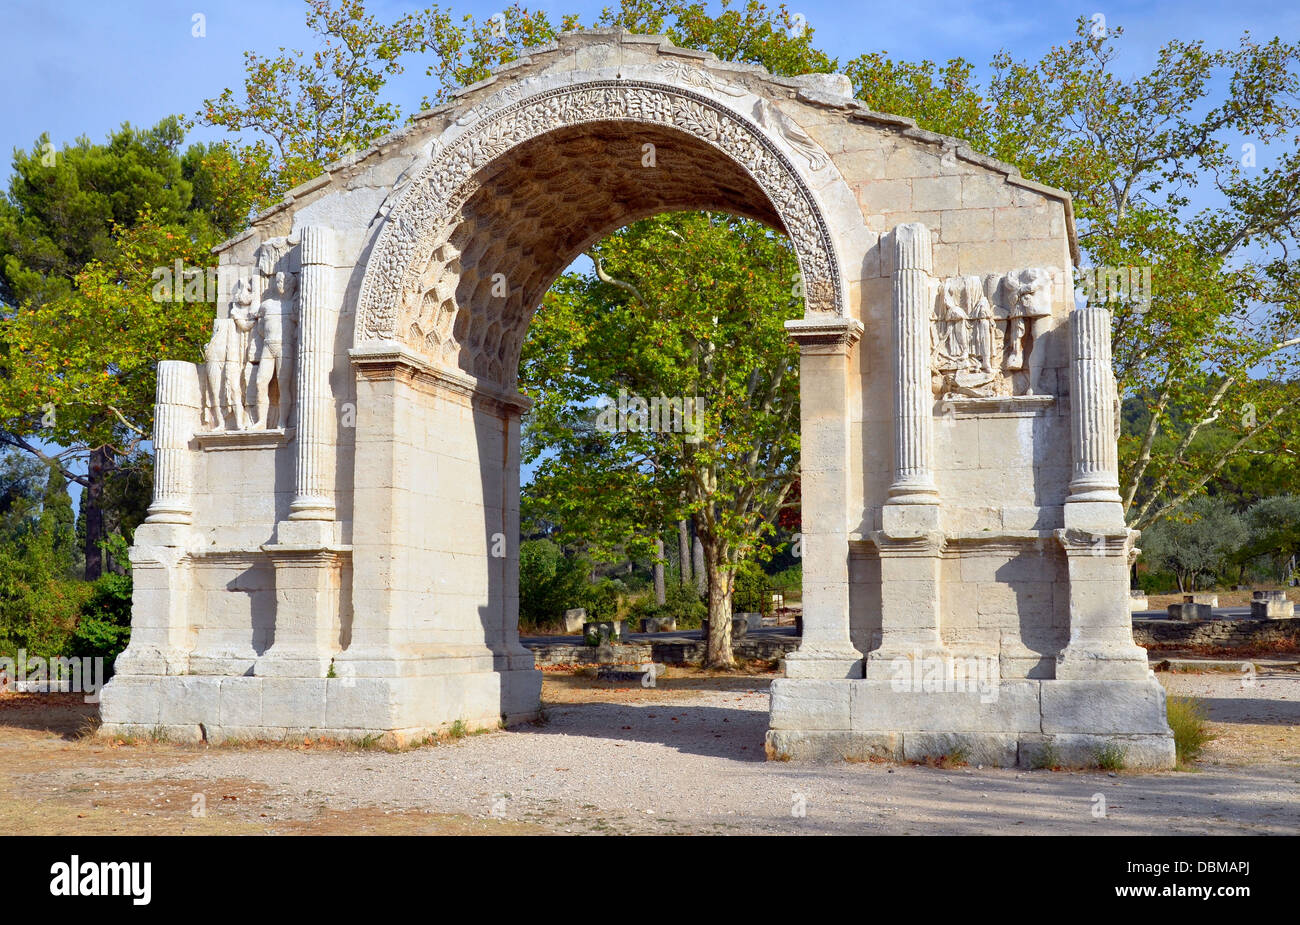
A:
[1094,742,1126,771]
[923,746,969,769]
[1167,694,1216,766]
[1031,740,1062,771]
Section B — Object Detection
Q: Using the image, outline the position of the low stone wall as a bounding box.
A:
[525,634,800,668]
[1133,618,1300,650]
[530,643,653,667]
[647,636,800,665]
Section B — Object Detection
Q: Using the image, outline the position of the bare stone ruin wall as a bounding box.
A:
[1134,618,1300,650]
[97,31,1175,766]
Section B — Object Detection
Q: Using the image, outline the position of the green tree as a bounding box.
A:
[198,0,433,196]
[0,122,261,576]
[40,464,77,577]
[1139,496,1248,592]
[1236,495,1300,584]
[523,211,802,666]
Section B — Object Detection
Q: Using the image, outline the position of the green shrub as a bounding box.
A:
[1094,742,1127,771]
[518,539,589,629]
[0,553,89,659]
[733,559,774,616]
[577,578,621,622]
[70,572,133,671]
[627,581,706,629]
[1167,694,1215,766]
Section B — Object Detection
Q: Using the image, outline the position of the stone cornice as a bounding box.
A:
[785,317,864,354]
[349,342,532,415]
[194,428,295,451]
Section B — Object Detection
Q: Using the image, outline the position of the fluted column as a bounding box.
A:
[866,223,946,677]
[289,225,338,521]
[1057,304,1148,679]
[145,361,201,524]
[1067,304,1122,502]
[889,223,938,502]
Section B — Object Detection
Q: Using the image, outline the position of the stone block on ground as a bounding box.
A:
[563,608,587,633]
[582,620,624,646]
[1167,602,1212,621]
[1250,591,1293,619]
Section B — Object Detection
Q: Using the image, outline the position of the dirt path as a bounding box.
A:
[1,669,1296,835]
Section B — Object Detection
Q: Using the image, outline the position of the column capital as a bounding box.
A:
[785,316,863,354]
[890,221,933,274]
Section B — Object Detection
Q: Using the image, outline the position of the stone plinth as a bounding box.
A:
[1168,602,1213,621]
[563,608,588,633]
[1251,591,1294,619]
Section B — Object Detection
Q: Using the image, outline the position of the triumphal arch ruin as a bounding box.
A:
[100,31,1174,767]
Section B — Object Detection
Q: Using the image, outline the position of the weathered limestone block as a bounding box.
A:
[849,680,1041,733]
[1167,602,1213,621]
[563,607,587,633]
[583,621,625,646]
[769,679,851,731]
[902,732,1019,766]
[1040,680,1172,736]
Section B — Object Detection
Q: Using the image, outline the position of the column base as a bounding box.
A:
[1055,644,1152,680]
[766,677,1174,768]
[783,647,864,679]
[98,664,544,744]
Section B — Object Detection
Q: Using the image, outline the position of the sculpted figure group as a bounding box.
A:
[930,267,1054,399]
[201,239,299,431]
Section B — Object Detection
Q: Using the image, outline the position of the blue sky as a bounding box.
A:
[5,0,1299,178]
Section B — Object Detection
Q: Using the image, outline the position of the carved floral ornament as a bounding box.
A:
[354,80,844,356]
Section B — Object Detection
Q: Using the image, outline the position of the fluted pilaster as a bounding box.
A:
[146,361,201,524]
[289,225,338,521]
[1067,304,1121,501]
[889,222,937,501]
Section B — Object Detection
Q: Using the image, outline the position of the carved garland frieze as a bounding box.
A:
[355,81,843,351]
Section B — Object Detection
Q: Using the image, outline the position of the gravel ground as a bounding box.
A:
[19,670,1294,835]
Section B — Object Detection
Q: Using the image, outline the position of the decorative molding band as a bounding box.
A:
[936,395,1056,416]
[355,79,844,354]
[350,342,532,415]
[194,428,295,451]
[785,316,863,354]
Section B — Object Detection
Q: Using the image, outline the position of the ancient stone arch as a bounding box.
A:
[100,31,1174,767]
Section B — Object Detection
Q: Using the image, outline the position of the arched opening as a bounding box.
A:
[400,121,788,389]
[349,105,830,721]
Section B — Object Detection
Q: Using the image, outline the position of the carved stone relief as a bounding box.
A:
[201,238,299,431]
[930,267,1055,399]
[355,80,844,383]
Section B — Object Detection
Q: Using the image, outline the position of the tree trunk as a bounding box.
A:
[693,533,707,597]
[653,537,666,605]
[83,446,110,581]
[704,553,735,668]
[678,519,691,587]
